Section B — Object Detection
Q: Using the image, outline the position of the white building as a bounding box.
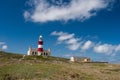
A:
[27,35,51,56]
[70,56,91,62]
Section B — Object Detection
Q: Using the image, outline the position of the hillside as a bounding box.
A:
[0,51,120,80]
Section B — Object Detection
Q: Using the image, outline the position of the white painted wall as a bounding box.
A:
[70,57,74,62]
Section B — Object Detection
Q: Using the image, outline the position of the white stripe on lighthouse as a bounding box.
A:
[38,45,43,48]
[39,39,42,41]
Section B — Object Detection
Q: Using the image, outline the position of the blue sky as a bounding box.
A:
[0,0,120,63]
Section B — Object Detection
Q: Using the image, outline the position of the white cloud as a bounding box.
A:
[115,45,120,52]
[24,0,112,23]
[67,43,81,51]
[66,38,80,44]
[66,38,82,50]
[24,11,31,21]
[51,31,75,41]
[94,44,114,54]
[51,31,81,50]
[51,31,64,36]
[51,31,120,56]
[94,44,120,55]
[58,33,74,41]
[0,42,8,50]
[81,40,92,50]
[2,45,8,50]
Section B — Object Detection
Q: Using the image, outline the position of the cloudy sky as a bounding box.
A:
[0,0,120,63]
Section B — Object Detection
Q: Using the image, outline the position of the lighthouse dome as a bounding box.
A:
[40,35,42,38]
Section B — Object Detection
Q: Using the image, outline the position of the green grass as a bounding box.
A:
[0,51,120,80]
[107,68,120,72]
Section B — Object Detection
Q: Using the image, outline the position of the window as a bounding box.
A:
[44,52,46,56]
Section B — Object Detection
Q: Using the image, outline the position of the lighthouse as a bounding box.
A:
[38,35,43,55]
[27,35,51,56]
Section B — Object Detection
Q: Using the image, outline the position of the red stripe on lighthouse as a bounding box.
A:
[38,41,43,45]
[38,35,43,55]
[38,41,43,51]
[38,48,43,52]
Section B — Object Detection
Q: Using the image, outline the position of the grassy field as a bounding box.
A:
[0,51,120,80]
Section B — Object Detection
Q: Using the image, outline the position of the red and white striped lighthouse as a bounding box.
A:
[38,35,43,55]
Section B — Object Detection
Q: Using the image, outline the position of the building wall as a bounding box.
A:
[27,47,50,56]
[70,57,91,62]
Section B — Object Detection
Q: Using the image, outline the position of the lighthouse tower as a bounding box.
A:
[27,35,50,56]
[38,35,43,55]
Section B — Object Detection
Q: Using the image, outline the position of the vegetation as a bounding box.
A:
[0,51,120,80]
